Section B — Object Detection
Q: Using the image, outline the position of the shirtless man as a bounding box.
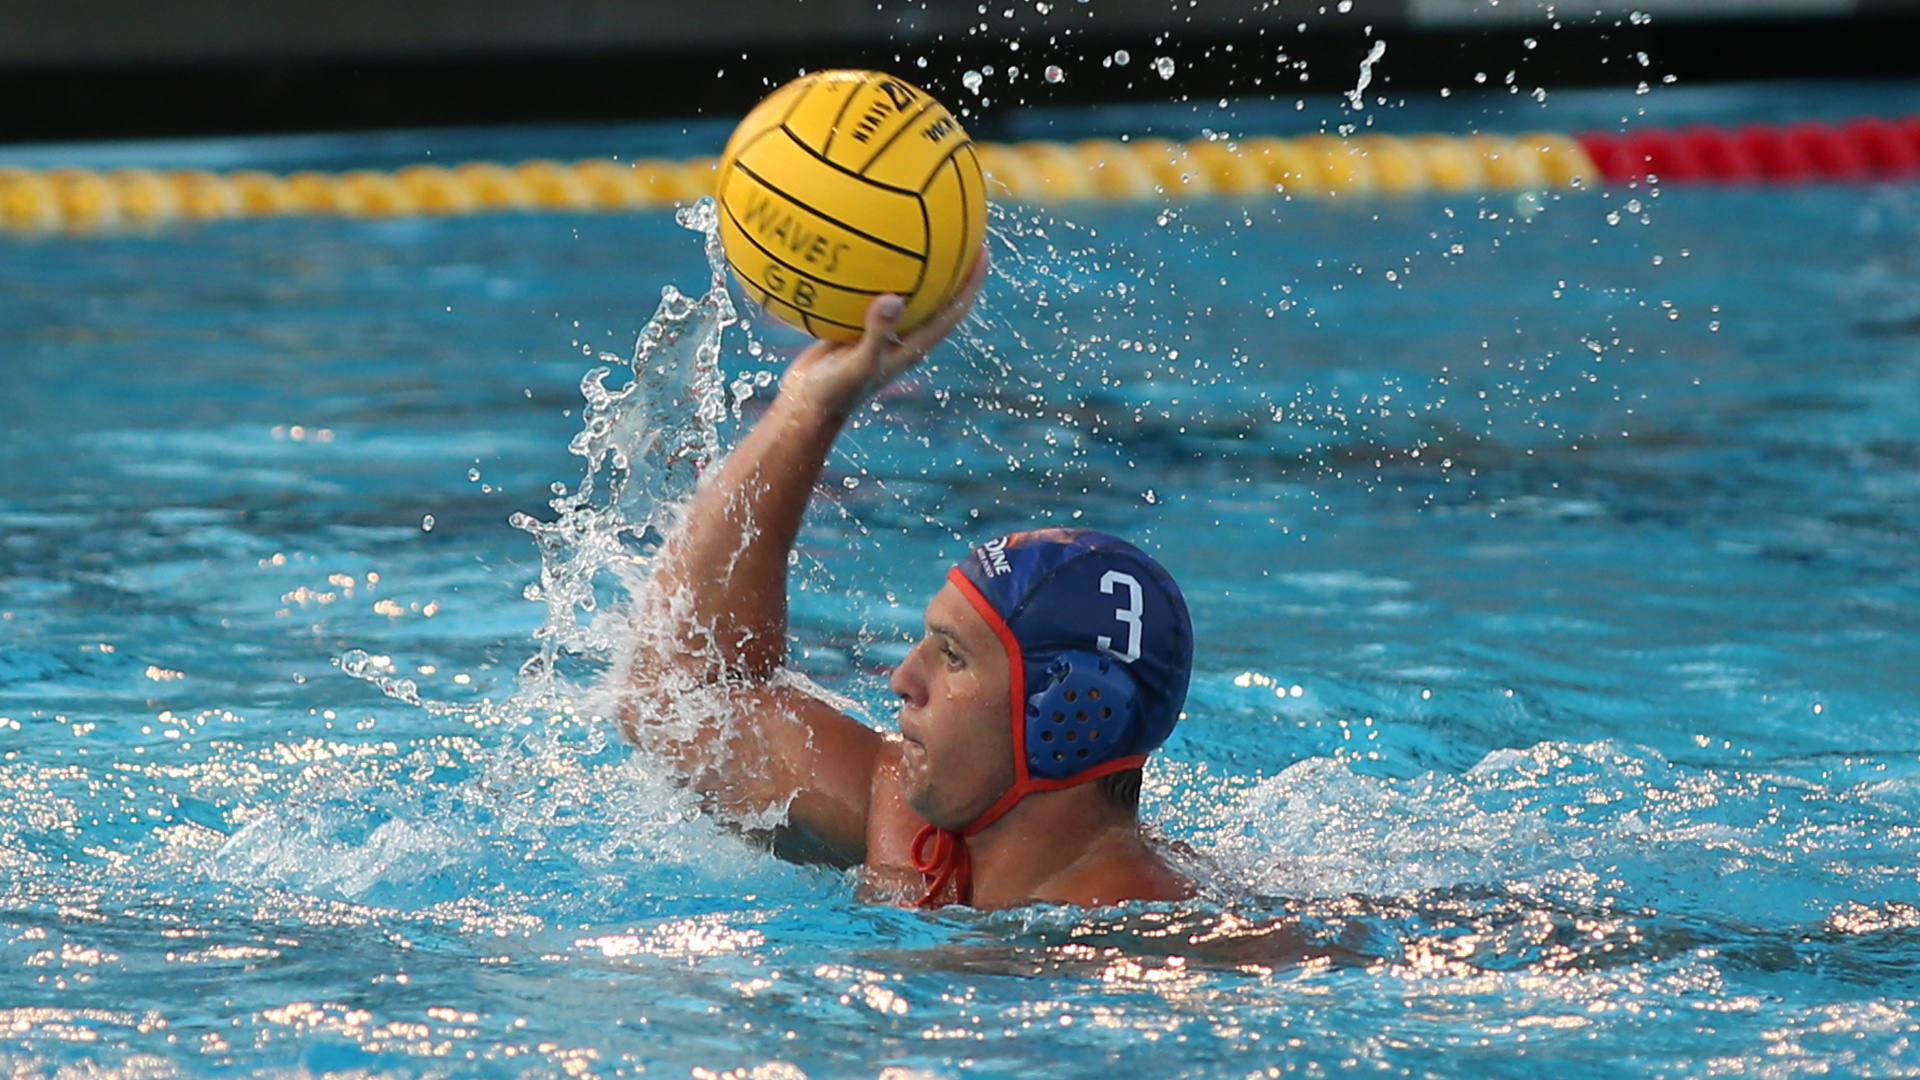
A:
[621,254,1195,909]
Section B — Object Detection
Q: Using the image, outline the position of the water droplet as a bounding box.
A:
[468,467,482,482]
[421,514,436,532]
[1044,65,1065,83]
[962,70,984,93]
[1153,56,1176,79]
[1112,49,1130,66]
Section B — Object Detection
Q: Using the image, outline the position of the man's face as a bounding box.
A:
[890,582,1016,830]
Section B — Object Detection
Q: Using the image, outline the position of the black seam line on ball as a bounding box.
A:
[777,123,922,196]
[856,95,940,176]
[730,157,927,261]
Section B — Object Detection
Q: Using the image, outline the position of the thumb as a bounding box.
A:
[863,294,906,343]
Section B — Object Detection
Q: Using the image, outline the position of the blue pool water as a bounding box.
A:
[4,83,1920,1078]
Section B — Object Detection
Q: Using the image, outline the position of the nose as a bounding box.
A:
[890,641,929,707]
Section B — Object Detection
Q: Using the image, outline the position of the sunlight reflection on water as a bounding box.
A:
[3,111,1920,1077]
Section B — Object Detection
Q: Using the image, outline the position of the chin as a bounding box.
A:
[903,782,965,832]
[901,775,939,823]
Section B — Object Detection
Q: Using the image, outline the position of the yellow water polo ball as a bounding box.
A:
[715,69,987,342]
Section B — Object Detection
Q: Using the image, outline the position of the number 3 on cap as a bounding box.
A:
[1098,571,1144,663]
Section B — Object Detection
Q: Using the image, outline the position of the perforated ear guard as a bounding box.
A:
[1023,651,1143,780]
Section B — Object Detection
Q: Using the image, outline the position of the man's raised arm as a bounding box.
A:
[621,255,987,862]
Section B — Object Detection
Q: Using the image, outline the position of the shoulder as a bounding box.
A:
[1051,832,1194,908]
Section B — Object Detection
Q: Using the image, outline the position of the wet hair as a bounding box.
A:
[1100,767,1142,814]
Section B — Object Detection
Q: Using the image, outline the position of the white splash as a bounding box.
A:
[511,199,735,683]
[334,200,736,717]
[1348,39,1387,111]
[256,200,766,903]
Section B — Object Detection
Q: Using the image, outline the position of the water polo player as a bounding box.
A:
[620,255,1195,909]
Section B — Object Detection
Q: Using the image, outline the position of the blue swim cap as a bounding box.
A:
[950,527,1193,787]
[912,528,1193,906]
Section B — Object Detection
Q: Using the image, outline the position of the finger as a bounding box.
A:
[859,293,907,357]
[787,293,895,374]
[892,247,989,363]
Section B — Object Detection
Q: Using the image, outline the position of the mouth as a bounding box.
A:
[896,736,928,776]
[896,714,926,755]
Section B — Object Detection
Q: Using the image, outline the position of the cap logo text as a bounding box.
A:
[976,537,1011,577]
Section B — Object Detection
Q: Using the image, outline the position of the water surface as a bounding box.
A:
[4,101,1920,1078]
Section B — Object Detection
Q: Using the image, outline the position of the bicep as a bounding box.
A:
[745,682,887,862]
[623,673,886,864]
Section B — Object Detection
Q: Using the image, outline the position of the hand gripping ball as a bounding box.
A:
[715,70,988,342]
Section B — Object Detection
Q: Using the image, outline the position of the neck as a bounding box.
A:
[959,785,1143,908]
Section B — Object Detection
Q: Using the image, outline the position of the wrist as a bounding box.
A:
[776,367,863,425]
[769,377,855,436]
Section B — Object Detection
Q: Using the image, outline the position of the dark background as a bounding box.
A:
[3,0,1919,144]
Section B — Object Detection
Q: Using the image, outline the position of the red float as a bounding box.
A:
[1576,114,1920,186]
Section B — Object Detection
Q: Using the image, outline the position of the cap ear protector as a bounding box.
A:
[1023,651,1143,781]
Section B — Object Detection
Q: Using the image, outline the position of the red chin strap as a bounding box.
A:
[909,569,1147,909]
[910,822,971,907]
